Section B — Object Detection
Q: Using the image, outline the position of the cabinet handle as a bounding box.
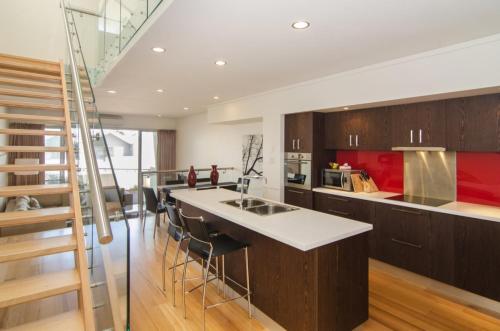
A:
[297,138,300,150]
[410,130,414,144]
[391,238,422,249]
[287,189,304,194]
[292,139,295,150]
[391,207,422,215]
[328,209,350,216]
[349,134,352,147]
[355,134,359,147]
[327,196,350,203]
[419,129,423,144]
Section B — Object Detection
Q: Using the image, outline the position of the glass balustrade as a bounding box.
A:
[63,5,130,330]
[67,0,166,84]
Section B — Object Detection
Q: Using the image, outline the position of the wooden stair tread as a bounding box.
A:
[0,128,65,136]
[0,183,72,197]
[0,234,76,263]
[0,68,61,82]
[0,54,61,76]
[0,113,66,123]
[0,145,67,152]
[0,78,62,90]
[2,310,84,331]
[0,88,63,99]
[0,206,74,228]
[0,100,64,110]
[0,269,80,308]
[0,164,69,172]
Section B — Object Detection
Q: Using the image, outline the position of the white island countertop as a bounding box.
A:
[171,188,372,251]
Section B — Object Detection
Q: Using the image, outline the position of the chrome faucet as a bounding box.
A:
[239,174,268,209]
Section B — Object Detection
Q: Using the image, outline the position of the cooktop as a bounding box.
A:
[385,194,452,207]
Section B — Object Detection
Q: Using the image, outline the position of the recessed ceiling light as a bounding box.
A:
[213,96,220,100]
[156,89,164,93]
[183,107,190,110]
[157,114,162,117]
[215,60,227,66]
[151,47,165,53]
[292,21,310,29]
[343,106,349,110]
[107,90,117,94]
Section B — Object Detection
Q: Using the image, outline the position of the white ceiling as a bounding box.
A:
[94,0,500,118]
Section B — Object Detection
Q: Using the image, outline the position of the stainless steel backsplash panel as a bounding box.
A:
[404,151,456,201]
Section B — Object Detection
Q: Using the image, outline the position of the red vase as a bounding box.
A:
[187,166,197,188]
[210,165,219,185]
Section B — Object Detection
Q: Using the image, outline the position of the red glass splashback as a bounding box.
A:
[457,152,500,207]
[335,151,404,193]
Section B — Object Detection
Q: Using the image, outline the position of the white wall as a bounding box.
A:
[100,113,176,131]
[176,112,263,172]
[207,33,500,201]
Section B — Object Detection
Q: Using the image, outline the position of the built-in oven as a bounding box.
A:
[285,153,312,190]
[322,169,360,191]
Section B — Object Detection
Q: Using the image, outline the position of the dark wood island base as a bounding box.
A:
[178,201,369,331]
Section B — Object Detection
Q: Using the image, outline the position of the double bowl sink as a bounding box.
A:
[221,198,298,216]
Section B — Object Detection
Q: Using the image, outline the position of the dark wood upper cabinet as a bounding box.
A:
[284,112,313,153]
[391,101,446,148]
[445,94,500,152]
[324,108,390,150]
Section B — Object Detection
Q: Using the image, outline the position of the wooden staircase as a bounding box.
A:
[0,53,95,330]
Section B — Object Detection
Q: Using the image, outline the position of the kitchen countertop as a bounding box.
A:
[313,187,500,223]
[171,188,372,251]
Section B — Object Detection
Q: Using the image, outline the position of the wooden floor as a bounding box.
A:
[1,216,500,330]
[135,216,500,331]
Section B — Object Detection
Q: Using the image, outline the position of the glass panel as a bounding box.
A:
[63,6,130,330]
[120,0,148,50]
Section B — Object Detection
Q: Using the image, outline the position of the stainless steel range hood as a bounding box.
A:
[392,146,446,152]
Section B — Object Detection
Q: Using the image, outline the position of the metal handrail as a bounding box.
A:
[61,0,113,244]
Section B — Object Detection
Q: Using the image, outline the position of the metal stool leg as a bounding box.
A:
[153,213,159,239]
[142,213,147,232]
[245,247,252,318]
[215,257,220,295]
[181,246,190,319]
[161,234,171,291]
[171,239,182,306]
[201,251,213,331]
[222,255,226,298]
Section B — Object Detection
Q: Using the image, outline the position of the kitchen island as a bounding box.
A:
[171,188,372,331]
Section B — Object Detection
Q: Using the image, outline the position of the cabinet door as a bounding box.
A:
[285,114,298,152]
[429,212,456,285]
[324,112,349,150]
[455,217,500,301]
[314,192,355,218]
[295,112,313,153]
[374,204,431,276]
[446,94,500,152]
[357,108,391,150]
[391,101,446,148]
[284,187,313,209]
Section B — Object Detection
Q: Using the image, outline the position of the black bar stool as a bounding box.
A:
[142,187,167,238]
[162,205,220,306]
[179,209,252,330]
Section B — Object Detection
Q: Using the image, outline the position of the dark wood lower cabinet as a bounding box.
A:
[455,216,500,301]
[284,187,313,209]
[313,192,500,302]
[374,204,431,276]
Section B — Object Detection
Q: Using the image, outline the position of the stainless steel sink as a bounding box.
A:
[221,198,298,216]
[221,198,267,209]
[245,204,298,216]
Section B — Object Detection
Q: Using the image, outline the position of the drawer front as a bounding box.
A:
[375,204,431,276]
[314,192,354,219]
[284,188,313,209]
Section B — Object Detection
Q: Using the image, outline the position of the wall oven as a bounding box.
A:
[285,153,312,190]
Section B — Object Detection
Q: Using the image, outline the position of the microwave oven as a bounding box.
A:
[322,169,360,191]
